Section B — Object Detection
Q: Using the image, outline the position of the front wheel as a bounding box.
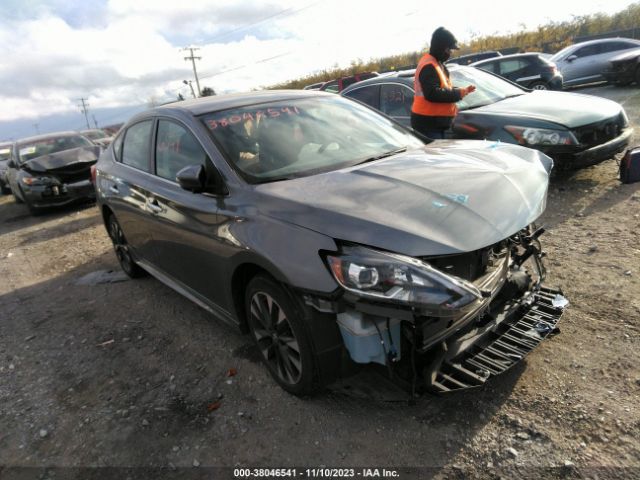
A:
[245,275,316,395]
[107,214,147,278]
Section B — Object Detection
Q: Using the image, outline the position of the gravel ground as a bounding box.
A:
[0,85,639,480]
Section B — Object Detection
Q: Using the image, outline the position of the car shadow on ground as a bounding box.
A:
[0,197,98,236]
[0,251,524,472]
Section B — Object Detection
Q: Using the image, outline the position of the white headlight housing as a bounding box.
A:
[324,245,482,317]
[505,126,578,146]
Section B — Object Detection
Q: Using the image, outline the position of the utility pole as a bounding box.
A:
[182,47,202,96]
[33,123,40,135]
[92,114,98,129]
[77,98,91,129]
[183,79,197,98]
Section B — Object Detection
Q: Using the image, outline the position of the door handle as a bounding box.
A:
[109,185,119,194]
[146,199,163,214]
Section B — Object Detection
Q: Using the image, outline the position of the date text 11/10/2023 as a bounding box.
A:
[233,468,400,478]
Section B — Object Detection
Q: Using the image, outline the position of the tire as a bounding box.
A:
[245,275,317,395]
[635,65,640,86]
[530,81,549,90]
[107,214,147,278]
[13,188,23,203]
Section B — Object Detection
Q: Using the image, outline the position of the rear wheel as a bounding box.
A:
[245,275,316,395]
[107,214,147,278]
[530,81,549,90]
[635,65,640,85]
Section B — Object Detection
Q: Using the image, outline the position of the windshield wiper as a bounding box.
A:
[356,147,408,165]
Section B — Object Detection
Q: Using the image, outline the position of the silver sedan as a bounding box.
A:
[550,37,640,87]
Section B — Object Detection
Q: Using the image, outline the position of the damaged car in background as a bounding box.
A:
[95,91,567,395]
[6,132,100,213]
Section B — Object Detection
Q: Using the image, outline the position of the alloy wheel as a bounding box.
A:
[108,216,137,277]
[249,291,303,385]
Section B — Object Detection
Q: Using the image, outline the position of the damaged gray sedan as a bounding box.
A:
[95,91,566,395]
[6,132,100,213]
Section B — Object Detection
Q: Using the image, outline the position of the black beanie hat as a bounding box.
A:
[429,27,460,61]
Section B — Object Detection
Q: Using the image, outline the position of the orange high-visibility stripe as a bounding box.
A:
[412,54,457,117]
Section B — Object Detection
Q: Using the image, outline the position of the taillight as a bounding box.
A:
[90,164,97,185]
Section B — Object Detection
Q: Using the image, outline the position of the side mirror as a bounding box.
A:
[177,164,206,193]
[176,163,227,195]
[566,55,577,63]
[7,159,16,168]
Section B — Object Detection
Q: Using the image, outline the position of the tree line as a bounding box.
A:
[268,2,640,90]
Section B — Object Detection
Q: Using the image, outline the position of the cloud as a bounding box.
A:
[0,0,637,137]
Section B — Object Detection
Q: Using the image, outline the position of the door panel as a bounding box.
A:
[147,119,228,308]
[106,120,156,262]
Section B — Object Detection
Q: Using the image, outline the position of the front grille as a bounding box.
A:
[420,241,507,282]
[427,286,565,393]
[50,162,95,184]
[573,113,627,148]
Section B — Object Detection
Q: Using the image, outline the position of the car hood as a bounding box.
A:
[473,91,622,128]
[255,140,551,256]
[21,146,100,173]
[610,47,640,63]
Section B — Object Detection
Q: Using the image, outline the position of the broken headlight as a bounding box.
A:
[324,245,482,316]
[21,176,55,186]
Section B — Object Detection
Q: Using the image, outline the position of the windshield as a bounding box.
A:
[82,130,109,140]
[550,45,573,62]
[201,96,425,184]
[451,67,525,110]
[0,147,10,161]
[18,135,94,163]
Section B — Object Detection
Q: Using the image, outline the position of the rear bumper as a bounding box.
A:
[24,179,96,208]
[425,286,565,392]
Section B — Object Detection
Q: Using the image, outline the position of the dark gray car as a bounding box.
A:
[0,142,13,194]
[6,132,99,213]
[470,52,563,90]
[96,91,566,395]
[341,66,631,168]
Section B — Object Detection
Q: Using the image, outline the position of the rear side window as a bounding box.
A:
[499,59,528,75]
[343,85,380,109]
[380,84,413,117]
[155,120,207,182]
[601,41,638,53]
[121,120,152,172]
[111,131,124,161]
[477,61,497,73]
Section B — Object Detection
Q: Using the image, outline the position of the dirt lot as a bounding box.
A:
[1,85,639,480]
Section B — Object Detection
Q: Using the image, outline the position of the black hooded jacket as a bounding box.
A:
[411,27,462,132]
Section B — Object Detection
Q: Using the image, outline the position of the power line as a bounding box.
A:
[204,1,321,45]
[182,47,202,96]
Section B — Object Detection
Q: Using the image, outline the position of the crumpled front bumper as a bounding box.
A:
[424,286,565,393]
[24,179,95,208]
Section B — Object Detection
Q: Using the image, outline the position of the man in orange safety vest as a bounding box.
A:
[411,27,476,139]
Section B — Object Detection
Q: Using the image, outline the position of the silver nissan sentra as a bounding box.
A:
[95,90,566,395]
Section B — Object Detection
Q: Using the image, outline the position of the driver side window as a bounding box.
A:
[155,120,207,182]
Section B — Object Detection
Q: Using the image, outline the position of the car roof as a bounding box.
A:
[471,52,544,66]
[151,89,333,117]
[341,65,467,94]
[15,131,85,146]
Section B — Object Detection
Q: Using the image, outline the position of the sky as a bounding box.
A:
[0,0,637,140]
